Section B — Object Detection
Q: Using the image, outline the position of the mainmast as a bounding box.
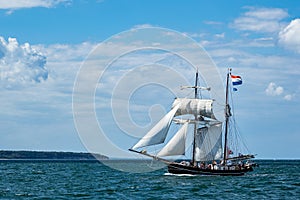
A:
[223,68,231,165]
[191,70,199,166]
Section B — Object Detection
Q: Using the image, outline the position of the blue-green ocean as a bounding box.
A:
[0,160,299,199]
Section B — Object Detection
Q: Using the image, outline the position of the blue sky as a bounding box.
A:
[0,0,299,159]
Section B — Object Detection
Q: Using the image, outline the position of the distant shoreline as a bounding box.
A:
[0,150,108,160]
[0,151,298,161]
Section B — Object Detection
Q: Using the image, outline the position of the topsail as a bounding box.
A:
[129,69,256,176]
[173,98,216,119]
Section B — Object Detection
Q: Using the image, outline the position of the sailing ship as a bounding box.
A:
[129,69,257,176]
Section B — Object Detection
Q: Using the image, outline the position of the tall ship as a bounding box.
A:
[129,69,257,176]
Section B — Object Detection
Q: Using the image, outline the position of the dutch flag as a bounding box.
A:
[231,75,242,86]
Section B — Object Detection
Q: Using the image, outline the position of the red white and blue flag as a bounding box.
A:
[231,75,242,86]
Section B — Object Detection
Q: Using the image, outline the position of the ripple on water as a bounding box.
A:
[0,160,298,199]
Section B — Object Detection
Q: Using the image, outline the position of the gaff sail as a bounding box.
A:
[129,69,257,176]
[194,123,223,162]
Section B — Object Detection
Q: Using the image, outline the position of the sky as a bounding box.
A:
[0,0,299,159]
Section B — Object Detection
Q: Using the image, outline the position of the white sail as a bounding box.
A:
[132,104,180,150]
[194,123,223,162]
[157,122,188,157]
[172,98,216,119]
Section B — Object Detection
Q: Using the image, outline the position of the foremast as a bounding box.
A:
[129,69,218,164]
[129,68,257,175]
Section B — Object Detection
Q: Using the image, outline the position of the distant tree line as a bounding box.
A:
[0,150,108,160]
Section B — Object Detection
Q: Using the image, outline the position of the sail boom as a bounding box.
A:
[173,118,220,125]
[180,86,211,91]
[128,69,257,175]
[128,149,172,164]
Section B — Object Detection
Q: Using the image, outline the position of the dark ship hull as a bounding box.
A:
[167,162,253,176]
[129,70,257,176]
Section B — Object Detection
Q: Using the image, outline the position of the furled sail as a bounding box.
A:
[132,104,180,150]
[157,122,188,157]
[172,98,216,119]
[194,123,223,162]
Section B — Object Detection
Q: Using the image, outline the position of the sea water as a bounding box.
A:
[0,160,299,199]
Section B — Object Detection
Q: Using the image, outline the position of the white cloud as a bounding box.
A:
[0,41,95,117]
[243,7,288,20]
[0,0,69,9]
[232,7,288,33]
[278,19,300,54]
[265,82,293,101]
[38,42,97,62]
[132,24,157,29]
[265,82,283,96]
[215,33,225,39]
[203,21,223,25]
[0,37,48,89]
[284,94,292,101]
[0,0,70,14]
[183,32,206,39]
